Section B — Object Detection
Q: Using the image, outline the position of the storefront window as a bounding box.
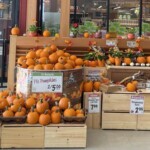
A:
[142,0,150,36]
[109,0,139,36]
[42,0,61,36]
[70,0,107,37]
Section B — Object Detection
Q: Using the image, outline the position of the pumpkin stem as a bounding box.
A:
[18,106,22,112]
[5,106,8,110]
[68,101,71,108]
[55,101,58,106]
[44,109,49,114]
[31,106,35,112]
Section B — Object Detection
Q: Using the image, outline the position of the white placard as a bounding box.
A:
[130,95,144,114]
[88,94,100,113]
[106,40,118,46]
[32,72,63,93]
[127,41,137,48]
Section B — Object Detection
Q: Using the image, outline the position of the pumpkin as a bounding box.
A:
[59,97,70,110]
[67,60,75,67]
[64,63,73,69]
[13,95,24,106]
[93,81,101,91]
[124,57,131,65]
[70,55,77,61]
[146,56,150,63]
[49,53,59,64]
[126,82,136,92]
[26,58,35,66]
[54,63,65,70]
[76,109,84,115]
[0,97,9,110]
[56,50,65,57]
[43,29,50,37]
[97,60,105,67]
[75,58,84,66]
[105,33,111,39]
[36,99,49,114]
[10,103,21,112]
[28,65,34,69]
[40,51,49,58]
[6,92,16,105]
[84,32,89,38]
[15,106,26,117]
[83,81,93,92]
[27,107,39,124]
[43,46,53,54]
[115,57,121,66]
[64,52,70,57]
[39,110,51,126]
[64,107,76,117]
[50,44,57,52]
[51,110,61,124]
[84,60,89,66]
[43,64,53,70]
[25,97,36,109]
[137,56,146,64]
[38,57,49,64]
[88,60,97,67]
[3,108,14,117]
[36,49,43,58]
[21,61,28,68]
[0,90,9,98]
[108,55,115,64]
[51,102,60,112]
[58,56,67,64]
[11,25,20,35]
[17,56,26,65]
[34,64,43,70]
[76,113,84,117]
[131,80,138,88]
[26,50,36,59]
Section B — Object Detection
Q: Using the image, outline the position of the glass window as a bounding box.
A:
[142,0,150,36]
[42,0,61,36]
[109,0,139,36]
[70,0,107,37]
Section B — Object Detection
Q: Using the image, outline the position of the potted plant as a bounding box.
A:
[28,20,41,37]
[127,27,135,40]
[70,23,79,38]
[123,49,135,65]
[136,48,146,64]
[112,47,123,66]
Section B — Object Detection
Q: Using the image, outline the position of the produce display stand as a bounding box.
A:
[1,123,87,149]
[102,90,150,130]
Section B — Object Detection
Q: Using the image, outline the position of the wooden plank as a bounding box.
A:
[1,125,44,148]
[102,112,137,129]
[26,0,38,32]
[60,0,70,37]
[8,35,17,90]
[45,125,87,148]
[137,113,150,130]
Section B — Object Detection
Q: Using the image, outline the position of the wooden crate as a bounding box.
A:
[102,91,150,130]
[44,124,87,148]
[1,124,44,148]
[137,113,150,130]
[84,92,102,129]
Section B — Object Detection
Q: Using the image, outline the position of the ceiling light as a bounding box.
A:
[98,5,102,9]
[114,6,121,10]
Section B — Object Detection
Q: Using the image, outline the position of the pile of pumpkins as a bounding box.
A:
[0,90,85,126]
[17,45,86,70]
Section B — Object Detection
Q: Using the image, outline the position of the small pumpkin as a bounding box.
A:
[64,63,73,69]
[10,103,21,112]
[6,92,16,105]
[26,58,35,66]
[51,101,60,112]
[26,50,36,59]
[27,106,39,124]
[88,60,97,67]
[83,81,93,92]
[43,29,50,37]
[59,97,70,110]
[146,56,150,63]
[93,81,101,91]
[13,95,24,106]
[64,106,76,117]
[39,110,51,126]
[75,58,84,66]
[17,56,26,65]
[38,57,49,64]
[40,51,49,58]
[56,50,65,57]
[115,57,122,66]
[36,99,49,114]
[70,55,77,61]
[76,113,84,117]
[34,64,43,70]
[126,82,136,92]
[43,64,53,70]
[25,97,36,109]
[28,65,34,69]
[3,107,14,117]
[108,55,115,64]
[136,56,146,64]
[54,63,65,70]
[97,59,105,67]
[15,106,26,117]
[49,53,59,64]
[51,110,61,124]
[50,44,57,52]
[58,56,67,64]
[36,49,43,58]
[0,90,9,98]
[0,97,9,110]
[11,25,20,35]
[76,109,84,115]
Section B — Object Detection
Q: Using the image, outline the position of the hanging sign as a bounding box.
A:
[32,72,63,93]
[127,41,137,48]
[130,95,144,114]
[106,40,118,46]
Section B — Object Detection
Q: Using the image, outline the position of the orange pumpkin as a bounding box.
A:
[10,103,21,112]
[70,55,77,61]
[75,58,84,66]
[3,108,14,117]
[11,25,20,35]
[0,90,9,98]
[28,65,34,69]
[76,113,84,117]
[108,55,115,64]
[26,58,35,66]
[88,60,97,67]
[39,110,51,126]
[58,56,67,64]
[15,106,26,117]
[38,57,49,64]
[51,110,61,124]
[64,107,76,117]
[56,50,65,57]
[59,97,70,110]
[84,60,89,66]
[43,29,50,37]
[34,64,43,70]
[84,32,89,38]
[115,57,121,66]
[43,64,53,70]
[54,63,65,70]
[6,92,16,105]
[36,49,43,58]
[126,82,136,92]
[0,97,9,110]
[124,57,131,65]
[97,60,105,67]
[17,56,26,65]
[13,95,24,106]
[146,56,150,63]
[36,99,49,114]
[49,53,59,64]
[76,109,84,115]
[83,81,93,92]
[137,56,146,64]
[64,63,73,69]
[25,97,36,109]
[93,81,101,91]
[50,44,57,52]
[26,50,36,59]
[27,107,39,124]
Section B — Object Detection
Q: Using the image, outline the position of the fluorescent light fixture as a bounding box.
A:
[98,5,102,9]
[114,6,121,10]
[130,8,136,10]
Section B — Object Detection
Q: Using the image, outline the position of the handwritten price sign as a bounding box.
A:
[32,72,63,93]
[130,95,144,114]
[88,94,100,113]
[106,40,118,46]
[127,41,137,48]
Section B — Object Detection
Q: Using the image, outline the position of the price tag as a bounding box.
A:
[106,40,117,46]
[88,94,100,113]
[32,72,63,93]
[127,41,137,48]
[130,95,144,114]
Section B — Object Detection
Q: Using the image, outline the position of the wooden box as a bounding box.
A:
[84,92,102,129]
[102,91,150,130]
[1,124,44,148]
[44,124,87,148]
[84,67,107,81]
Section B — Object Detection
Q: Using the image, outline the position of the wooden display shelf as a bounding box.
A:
[1,123,87,149]
[102,91,150,130]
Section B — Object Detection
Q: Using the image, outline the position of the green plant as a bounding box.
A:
[124,49,135,58]
[142,22,150,34]
[78,21,99,34]
[28,19,41,32]
[127,27,136,34]
[112,47,123,58]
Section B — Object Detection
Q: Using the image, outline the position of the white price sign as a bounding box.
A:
[127,41,137,48]
[106,40,118,46]
[130,95,144,114]
[88,94,100,113]
[32,72,63,93]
